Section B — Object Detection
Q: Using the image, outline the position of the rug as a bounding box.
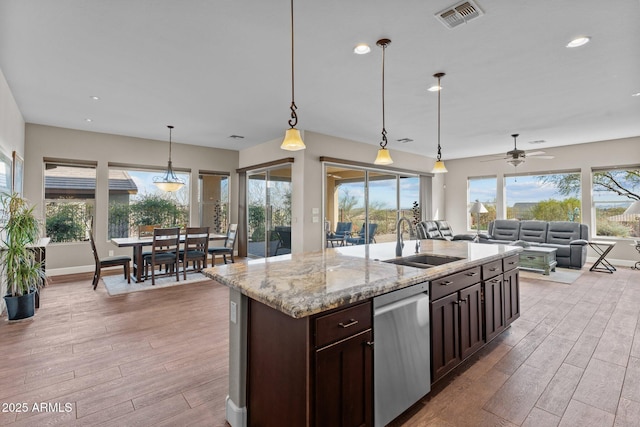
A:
[101,272,211,296]
[519,267,584,284]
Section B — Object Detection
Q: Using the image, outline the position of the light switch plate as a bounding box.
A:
[312,207,319,214]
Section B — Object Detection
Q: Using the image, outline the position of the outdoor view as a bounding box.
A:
[468,168,640,238]
[328,167,420,244]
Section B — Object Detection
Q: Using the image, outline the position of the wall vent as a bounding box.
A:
[435,0,484,29]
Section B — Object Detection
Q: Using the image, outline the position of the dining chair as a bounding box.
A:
[178,226,210,279]
[209,223,238,266]
[89,228,131,290]
[143,227,180,285]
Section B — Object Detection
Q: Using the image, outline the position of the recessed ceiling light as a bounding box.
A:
[353,43,371,54]
[84,118,93,122]
[428,84,442,92]
[90,96,100,100]
[566,36,590,48]
[632,92,640,97]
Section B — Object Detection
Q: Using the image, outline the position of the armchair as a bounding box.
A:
[345,223,378,245]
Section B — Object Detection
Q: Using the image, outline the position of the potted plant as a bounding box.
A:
[1,192,45,321]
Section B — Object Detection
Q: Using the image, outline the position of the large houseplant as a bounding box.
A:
[1,192,45,321]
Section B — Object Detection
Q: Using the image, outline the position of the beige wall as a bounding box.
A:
[0,68,26,313]
[443,136,640,265]
[24,124,239,274]
[239,130,440,253]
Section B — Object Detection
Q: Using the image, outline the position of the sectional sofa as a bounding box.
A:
[478,219,589,269]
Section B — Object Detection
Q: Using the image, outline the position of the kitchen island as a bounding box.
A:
[202,239,521,427]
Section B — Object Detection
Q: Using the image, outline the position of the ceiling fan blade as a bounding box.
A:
[526,151,546,156]
[527,155,554,159]
[480,157,509,162]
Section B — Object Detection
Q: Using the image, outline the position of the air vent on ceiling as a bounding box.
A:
[528,139,547,145]
[397,138,414,144]
[435,0,484,29]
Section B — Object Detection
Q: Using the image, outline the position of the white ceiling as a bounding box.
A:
[1,0,639,160]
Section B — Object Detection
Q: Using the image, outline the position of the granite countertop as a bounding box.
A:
[201,239,521,319]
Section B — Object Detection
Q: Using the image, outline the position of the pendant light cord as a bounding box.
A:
[168,125,173,162]
[288,0,298,128]
[435,73,444,162]
[380,42,388,149]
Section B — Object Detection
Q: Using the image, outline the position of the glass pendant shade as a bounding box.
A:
[374,147,394,165]
[153,125,185,192]
[281,127,305,151]
[431,160,448,173]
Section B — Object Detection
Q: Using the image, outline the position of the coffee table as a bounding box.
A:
[519,247,558,275]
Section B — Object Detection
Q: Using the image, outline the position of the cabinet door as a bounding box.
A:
[431,293,460,382]
[315,329,373,427]
[484,276,505,343]
[458,283,484,360]
[504,269,520,326]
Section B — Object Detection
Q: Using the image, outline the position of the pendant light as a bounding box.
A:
[281,0,305,151]
[153,125,185,192]
[374,38,393,165]
[431,72,448,173]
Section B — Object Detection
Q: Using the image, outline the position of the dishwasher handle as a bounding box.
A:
[374,293,429,316]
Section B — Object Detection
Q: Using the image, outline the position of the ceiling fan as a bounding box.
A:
[483,134,554,166]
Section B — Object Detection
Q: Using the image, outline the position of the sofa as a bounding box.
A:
[479,219,589,269]
[416,220,475,241]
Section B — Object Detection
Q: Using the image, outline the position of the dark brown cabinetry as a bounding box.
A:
[247,298,373,427]
[430,257,520,383]
[503,257,520,326]
[430,266,483,382]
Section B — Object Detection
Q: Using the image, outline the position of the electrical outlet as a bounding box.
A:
[230,301,237,324]
[108,250,114,256]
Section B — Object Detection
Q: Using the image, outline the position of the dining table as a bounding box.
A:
[111,232,226,283]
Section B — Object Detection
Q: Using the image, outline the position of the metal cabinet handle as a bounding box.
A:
[458,298,468,304]
[466,272,478,276]
[527,256,536,260]
[441,281,454,286]
[490,278,500,283]
[338,319,359,328]
[366,341,374,347]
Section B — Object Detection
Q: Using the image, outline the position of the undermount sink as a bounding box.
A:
[383,254,464,269]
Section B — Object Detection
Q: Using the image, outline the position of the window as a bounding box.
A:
[468,176,497,232]
[592,167,640,238]
[107,165,190,239]
[199,173,230,234]
[44,160,96,243]
[505,171,581,221]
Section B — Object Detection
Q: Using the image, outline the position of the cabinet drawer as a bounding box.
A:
[503,254,520,271]
[482,260,503,280]
[430,266,481,301]
[315,301,372,348]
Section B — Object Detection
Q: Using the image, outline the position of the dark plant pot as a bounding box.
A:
[3,292,36,321]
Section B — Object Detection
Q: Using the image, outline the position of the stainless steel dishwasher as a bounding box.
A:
[373,282,431,427]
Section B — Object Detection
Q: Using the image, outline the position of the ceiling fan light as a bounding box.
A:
[431,160,448,173]
[507,158,524,167]
[566,36,590,48]
[374,147,394,165]
[281,127,306,150]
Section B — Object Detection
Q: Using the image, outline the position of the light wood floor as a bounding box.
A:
[1,264,639,426]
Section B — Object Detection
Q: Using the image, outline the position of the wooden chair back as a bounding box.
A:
[225,224,238,249]
[182,226,210,277]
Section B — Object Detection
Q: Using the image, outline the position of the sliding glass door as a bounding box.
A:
[324,164,422,246]
[247,165,292,258]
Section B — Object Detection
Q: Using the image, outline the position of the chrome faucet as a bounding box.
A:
[396,216,414,257]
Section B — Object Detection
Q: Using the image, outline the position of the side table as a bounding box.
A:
[588,241,616,273]
[632,242,640,270]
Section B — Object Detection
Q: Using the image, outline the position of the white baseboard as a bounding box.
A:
[226,396,247,427]
[47,265,94,276]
